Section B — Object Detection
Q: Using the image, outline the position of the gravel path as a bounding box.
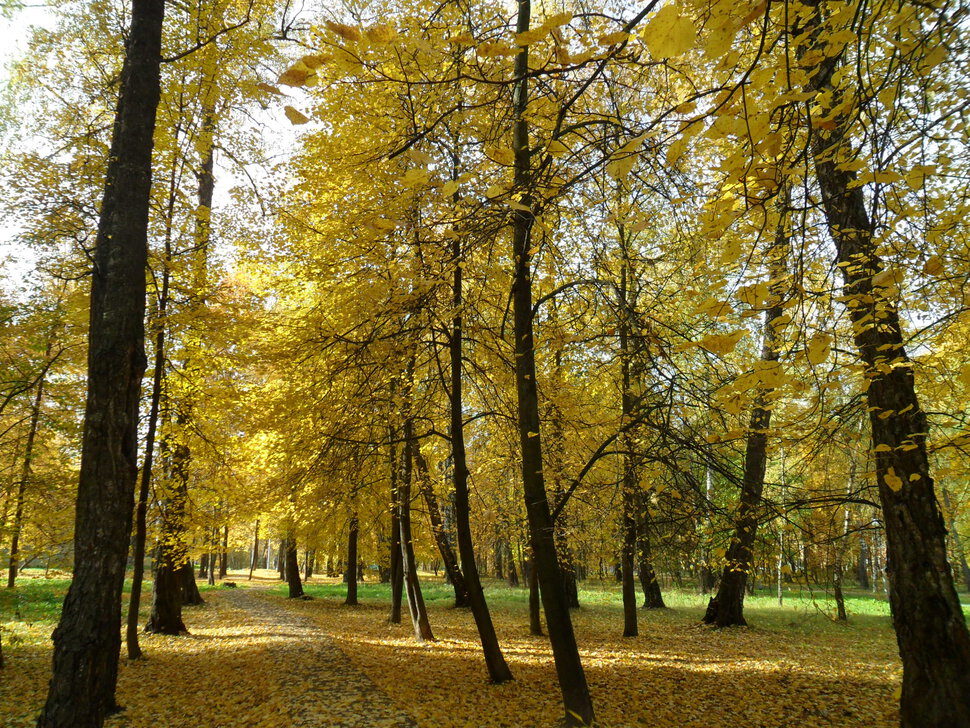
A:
[221,588,418,728]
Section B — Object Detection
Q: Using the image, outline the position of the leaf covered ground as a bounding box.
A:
[282,578,902,728]
[1,570,907,727]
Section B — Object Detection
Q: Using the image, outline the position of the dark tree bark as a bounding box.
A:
[388,432,404,624]
[125,225,171,659]
[249,519,259,581]
[637,494,665,609]
[219,525,228,578]
[506,543,519,587]
[548,369,579,609]
[285,534,304,598]
[145,422,191,635]
[207,526,217,586]
[344,513,358,606]
[144,544,186,635]
[414,447,468,607]
[618,259,638,638]
[7,352,47,589]
[179,562,203,606]
[527,556,542,636]
[704,212,787,629]
[400,419,434,642]
[276,537,285,581]
[508,8,592,722]
[304,548,314,582]
[857,536,870,590]
[942,488,970,593]
[441,215,512,675]
[37,1,164,723]
[799,5,970,722]
[198,551,208,580]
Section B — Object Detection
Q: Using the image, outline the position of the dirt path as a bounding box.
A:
[101,586,418,728]
[224,588,418,728]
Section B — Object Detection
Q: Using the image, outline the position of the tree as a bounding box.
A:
[796,0,970,722]
[37,0,165,724]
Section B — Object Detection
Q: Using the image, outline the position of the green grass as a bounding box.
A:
[0,574,70,625]
[268,573,925,637]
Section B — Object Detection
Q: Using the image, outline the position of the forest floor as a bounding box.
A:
[0,569,925,727]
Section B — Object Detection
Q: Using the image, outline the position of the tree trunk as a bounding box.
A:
[704,208,787,628]
[445,216,512,675]
[206,527,216,586]
[941,488,970,593]
[344,513,358,606]
[527,556,543,636]
[179,561,203,606]
[508,2,592,722]
[618,259,638,638]
[144,542,186,635]
[145,422,191,635]
[389,432,404,624]
[304,548,314,582]
[7,354,47,589]
[414,446,468,608]
[549,369,579,610]
[506,542,519,587]
[285,533,304,598]
[276,537,285,581]
[125,233,173,659]
[249,520,259,581]
[857,535,870,590]
[799,5,970,722]
[219,525,228,578]
[36,2,163,723]
[637,495,665,609]
[400,418,434,642]
[833,561,847,622]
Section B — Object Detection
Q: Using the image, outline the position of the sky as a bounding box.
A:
[0,4,54,289]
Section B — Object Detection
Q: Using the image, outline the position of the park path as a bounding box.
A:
[214,587,418,728]
[99,585,419,728]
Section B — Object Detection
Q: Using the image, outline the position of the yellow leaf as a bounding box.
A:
[666,136,688,167]
[694,297,732,318]
[256,82,284,95]
[754,360,784,388]
[922,255,944,277]
[598,31,630,46]
[606,154,636,179]
[364,24,398,43]
[300,53,329,69]
[547,139,570,157]
[516,27,549,46]
[699,330,745,355]
[884,468,904,492]
[401,169,430,187]
[872,170,903,184]
[806,332,832,366]
[543,11,573,28]
[642,5,696,59]
[278,66,309,87]
[283,106,310,125]
[325,20,362,42]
